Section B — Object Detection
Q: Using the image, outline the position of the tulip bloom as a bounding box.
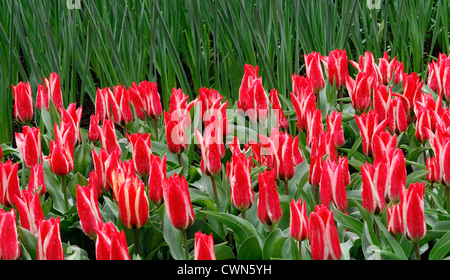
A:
[377,51,404,85]
[95,222,130,260]
[77,185,103,239]
[401,183,426,243]
[0,160,21,208]
[326,111,345,148]
[129,81,162,121]
[109,85,134,126]
[322,49,349,89]
[309,205,341,260]
[237,65,269,123]
[148,155,167,206]
[289,198,308,242]
[37,217,65,260]
[28,162,46,196]
[36,84,49,111]
[60,103,83,146]
[427,53,450,102]
[426,156,438,184]
[320,159,347,212]
[355,111,389,158]
[361,159,388,215]
[43,73,64,111]
[388,98,408,134]
[386,149,407,204]
[99,119,121,156]
[290,75,317,133]
[257,170,282,228]
[195,126,225,178]
[117,176,149,229]
[394,72,423,116]
[415,106,432,143]
[95,87,111,123]
[226,152,255,214]
[304,51,325,93]
[15,126,42,169]
[127,133,152,178]
[346,71,373,113]
[387,203,403,235]
[373,84,392,121]
[0,209,21,260]
[269,89,289,131]
[350,51,380,86]
[15,190,44,237]
[44,122,75,177]
[194,232,216,260]
[12,81,34,124]
[306,108,323,148]
[88,114,101,143]
[163,173,195,231]
[428,127,450,187]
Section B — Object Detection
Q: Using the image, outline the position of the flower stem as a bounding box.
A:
[153,118,159,140]
[298,240,303,260]
[61,175,68,210]
[284,180,289,196]
[177,153,183,174]
[339,89,344,112]
[182,229,189,260]
[211,176,220,209]
[413,241,421,260]
[241,210,246,220]
[446,186,450,216]
[134,228,141,257]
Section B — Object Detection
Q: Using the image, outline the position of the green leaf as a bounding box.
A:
[262,228,288,260]
[162,206,185,260]
[214,242,236,260]
[17,226,37,260]
[429,231,450,260]
[237,235,262,260]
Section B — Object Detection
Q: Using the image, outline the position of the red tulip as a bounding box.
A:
[77,185,103,239]
[320,158,347,212]
[12,81,34,123]
[163,173,195,231]
[15,190,44,237]
[387,203,403,235]
[361,159,388,215]
[92,148,111,193]
[257,170,282,227]
[37,217,65,260]
[386,149,407,204]
[109,85,134,126]
[226,151,254,213]
[148,155,166,206]
[110,158,136,201]
[164,111,190,155]
[377,51,404,85]
[415,106,432,143]
[44,122,75,176]
[127,133,152,178]
[401,182,426,243]
[310,130,336,163]
[60,103,83,146]
[355,111,388,157]
[394,72,423,116]
[99,119,121,156]
[427,53,450,102]
[0,160,21,208]
[304,51,325,92]
[269,89,289,131]
[289,198,308,242]
[28,162,46,196]
[350,51,380,86]
[326,111,345,148]
[426,156,438,184]
[95,87,111,123]
[117,175,149,229]
[36,84,49,111]
[309,205,341,260]
[346,71,373,113]
[309,155,323,188]
[88,114,101,143]
[373,84,392,121]
[95,222,130,260]
[43,73,64,111]
[194,232,216,260]
[306,108,323,148]
[388,98,408,134]
[195,125,225,177]
[15,126,42,169]
[0,209,21,260]
[290,75,316,133]
[129,81,162,121]
[428,127,450,187]
[322,49,349,89]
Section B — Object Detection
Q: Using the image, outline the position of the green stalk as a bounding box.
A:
[284,180,289,196]
[211,175,220,209]
[413,241,421,260]
[182,229,189,260]
[61,175,68,211]
[134,228,141,257]
[298,241,303,260]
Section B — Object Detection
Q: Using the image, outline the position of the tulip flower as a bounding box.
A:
[306,108,324,148]
[0,160,21,208]
[60,103,83,146]
[95,87,111,123]
[129,81,162,121]
[95,222,130,260]
[43,72,64,111]
[12,81,34,124]
[415,106,432,143]
[304,51,325,93]
[386,149,407,204]
[373,84,392,121]
[350,51,380,86]
[108,85,134,129]
[326,111,345,148]
[88,114,101,143]
[427,53,450,102]
[45,122,75,177]
[361,159,388,215]
[426,156,438,184]
[197,87,223,122]
[309,205,341,260]
[37,217,65,260]
[309,155,323,189]
[117,175,149,230]
[310,130,336,163]
[346,71,373,113]
[377,51,404,85]
[28,162,46,196]
[92,148,111,194]
[109,158,136,201]
[164,111,190,157]
[400,182,426,259]
[290,75,317,133]
[127,133,152,178]
[355,110,388,158]
[269,89,289,131]
[427,127,450,187]
[322,49,349,89]
[289,198,309,243]
[257,170,282,230]
[99,119,121,156]
[15,190,44,237]
[0,209,21,260]
[15,126,42,169]
[387,203,403,236]
[194,232,216,260]
[148,155,166,207]
[320,159,347,213]
[237,64,259,113]
[388,98,408,135]
[36,84,49,111]
[394,72,423,116]
[226,151,254,217]
[163,173,195,231]
[76,185,103,239]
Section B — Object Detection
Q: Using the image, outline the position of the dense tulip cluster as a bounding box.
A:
[4,48,450,261]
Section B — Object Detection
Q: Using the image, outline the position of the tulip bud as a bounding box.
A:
[148,155,166,206]
[309,205,341,260]
[14,190,44,237]
[304,51,325,92]
[0,209,21,260]
[387,149,407,204]
[426,156,438,184]
[88,114,101,143]
[346,71,373,113]
[397,72,423,115]
[361,159,388,215]
[401,182,426,243]
[322,49,349,89]
[195,126,225,178]
[306,108,323,148]
[350,51,380,86]
[28,162,46,196]
[163,173,195,231]
[415,107,432,143]
[194,232,216,260]
[43,73,64,111]
[36,84,49,111]
[127,133,152,178]
[289,198,308,242]
[37,217,65,260]
[388,98,408,134]
[117,176,149,229]
[77,185,103,239]
[226,152,255,213]
[372,84,392,121]
[12,81,34,124]
[0,160,21,208]
[15,126,42,169]
[95,222,130,260]
[387,203,403,235]
[164,111,190,155]
[257,170,282,227]
[309,155,323,188]
[427,53,450,101]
